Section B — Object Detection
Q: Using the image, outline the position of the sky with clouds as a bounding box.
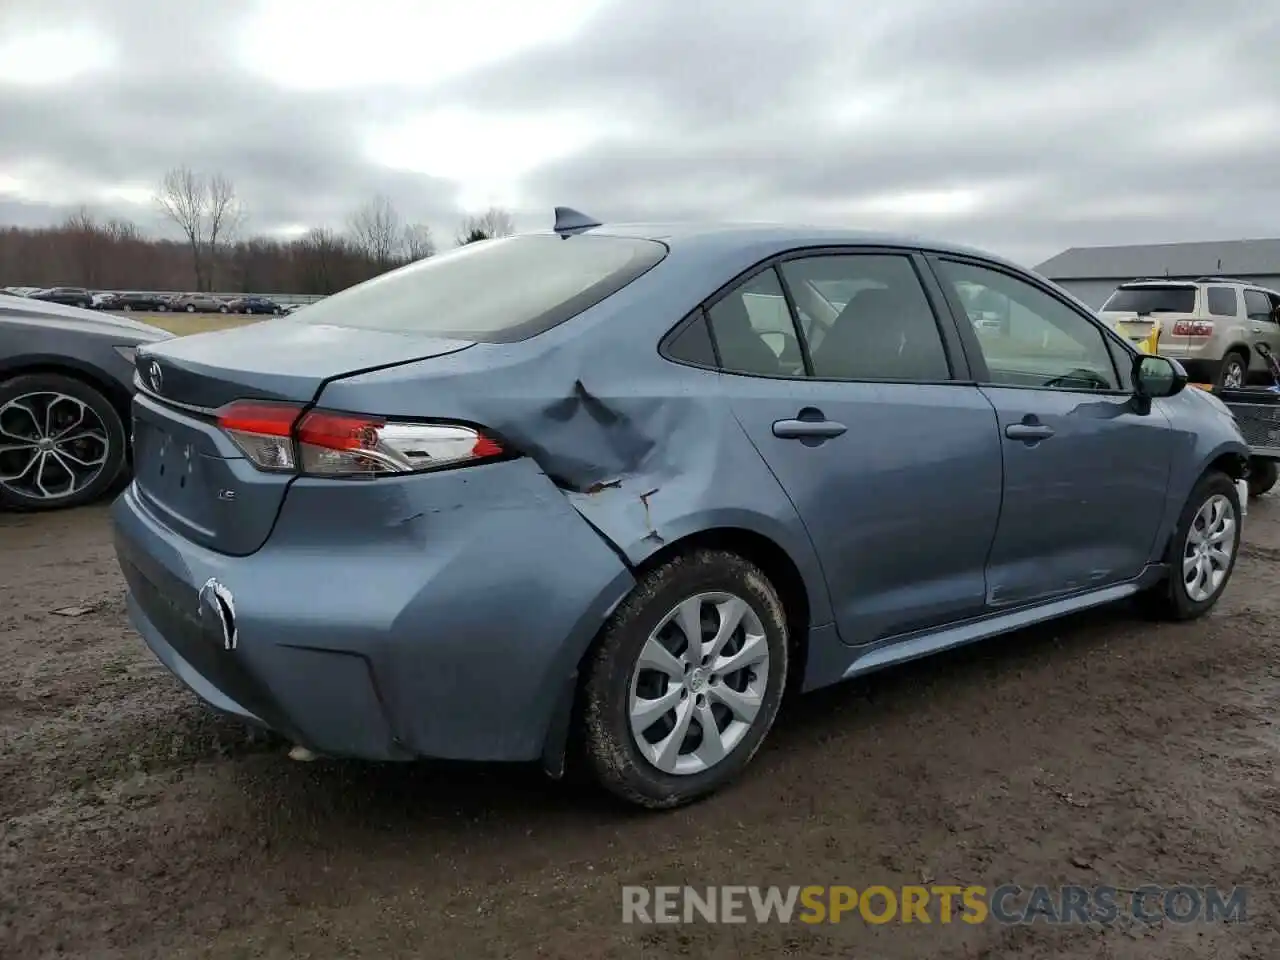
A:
[0,0,1276,265]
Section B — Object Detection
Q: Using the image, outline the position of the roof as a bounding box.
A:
[1035,238,1280,280]
[533,220,1023,270]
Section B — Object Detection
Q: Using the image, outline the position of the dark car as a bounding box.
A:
[170,293,229,313]
[29,286,94,309]
[105,292,173,313]
[0,297,170,510]
[225,296,283,315]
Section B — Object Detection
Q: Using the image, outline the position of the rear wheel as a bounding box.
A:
[186,304,195,313]
[1248,458,1278,498]
[1218,351,1248,389]
[1139,472,1241,620]
[0,373,126,511]
[579,549,789,809]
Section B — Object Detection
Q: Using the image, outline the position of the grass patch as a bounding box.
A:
[135,313,264,336]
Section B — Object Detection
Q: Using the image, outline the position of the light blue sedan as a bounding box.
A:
[113,209,1250,808]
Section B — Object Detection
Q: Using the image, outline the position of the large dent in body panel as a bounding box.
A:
[491,378,836,627]
[311,261,836,626]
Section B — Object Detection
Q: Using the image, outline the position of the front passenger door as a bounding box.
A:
[930,257,1176,607]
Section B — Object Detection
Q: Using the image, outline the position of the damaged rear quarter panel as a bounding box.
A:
[315,248,837,630]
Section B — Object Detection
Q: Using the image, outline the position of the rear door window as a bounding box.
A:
[778,254,952,381]
[1206,286,1239,317]
[297,234,667,342]
[1101,286,1197,314]
[706,268,804,376]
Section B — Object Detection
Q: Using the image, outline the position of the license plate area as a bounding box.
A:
[134,417,211,499]
[1116,320,1154,344]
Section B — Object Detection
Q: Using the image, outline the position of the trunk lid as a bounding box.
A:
[135,319,474,409]
[131,320,475,555]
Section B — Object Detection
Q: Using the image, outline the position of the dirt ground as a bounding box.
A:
[3,495,1279,959]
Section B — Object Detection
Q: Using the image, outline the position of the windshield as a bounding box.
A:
[297,234,667,342]
[1101,286,1196,314]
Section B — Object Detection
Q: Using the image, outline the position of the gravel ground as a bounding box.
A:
[2,496,1279,958]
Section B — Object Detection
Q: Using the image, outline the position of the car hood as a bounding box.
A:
[0,296,171,342]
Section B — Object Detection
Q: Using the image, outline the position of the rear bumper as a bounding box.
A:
[112,459,636,762]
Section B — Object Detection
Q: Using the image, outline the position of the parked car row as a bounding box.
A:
[2,286,293,315]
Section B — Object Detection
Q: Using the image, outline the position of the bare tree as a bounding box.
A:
[206,173,244,290]
[156,167,208,289]
[104,217,140,242]
[455,207,515,246]
[62,206,103,287]
[348,195,402,269]
[402,223,436,261]
[294,226,348,294]
[154,166,243,290]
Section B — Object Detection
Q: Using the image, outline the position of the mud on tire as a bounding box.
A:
[579,549,789,809]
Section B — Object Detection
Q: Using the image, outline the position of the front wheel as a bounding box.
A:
[579,550,789,809]
[0,373,127,511]
[1139,472,1242,620]
[185,304,195,313]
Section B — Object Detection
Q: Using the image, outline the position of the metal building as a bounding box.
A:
[1034,239,1280,309]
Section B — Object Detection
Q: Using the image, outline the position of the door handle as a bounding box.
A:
[1005,423,1055,442]
[773,418,848,440]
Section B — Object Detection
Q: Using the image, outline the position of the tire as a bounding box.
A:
[1218,351,1248,389]
[0,373,127,512]
[244,308,252,315]
[157,305,167,312]
[579,549,789,809]
[186,304,195,313]
[1248,459,1277,498]
[219,306,228,314]
[1139,471,1242,621]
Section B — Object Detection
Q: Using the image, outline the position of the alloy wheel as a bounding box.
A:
[1183,493,1236,602]
[0,392,111,502]
[1222,360,1245,389]
[628,591,770,776]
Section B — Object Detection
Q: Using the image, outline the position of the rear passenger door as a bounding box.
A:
[697,249,1004,646]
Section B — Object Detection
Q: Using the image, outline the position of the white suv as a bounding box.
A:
[1099,278,1280,387]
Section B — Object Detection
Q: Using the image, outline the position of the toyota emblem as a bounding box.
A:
[146,359,163,394]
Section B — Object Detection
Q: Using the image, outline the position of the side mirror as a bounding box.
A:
[1133,354,1187,399]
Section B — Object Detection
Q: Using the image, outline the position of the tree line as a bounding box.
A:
[0,165,516,295]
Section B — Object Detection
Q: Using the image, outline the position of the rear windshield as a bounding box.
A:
[1101,285,1196,314]
[296,234,667,342]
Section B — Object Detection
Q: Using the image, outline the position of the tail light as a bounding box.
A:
[215,400,505,476]
[1172,320,1214,337]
